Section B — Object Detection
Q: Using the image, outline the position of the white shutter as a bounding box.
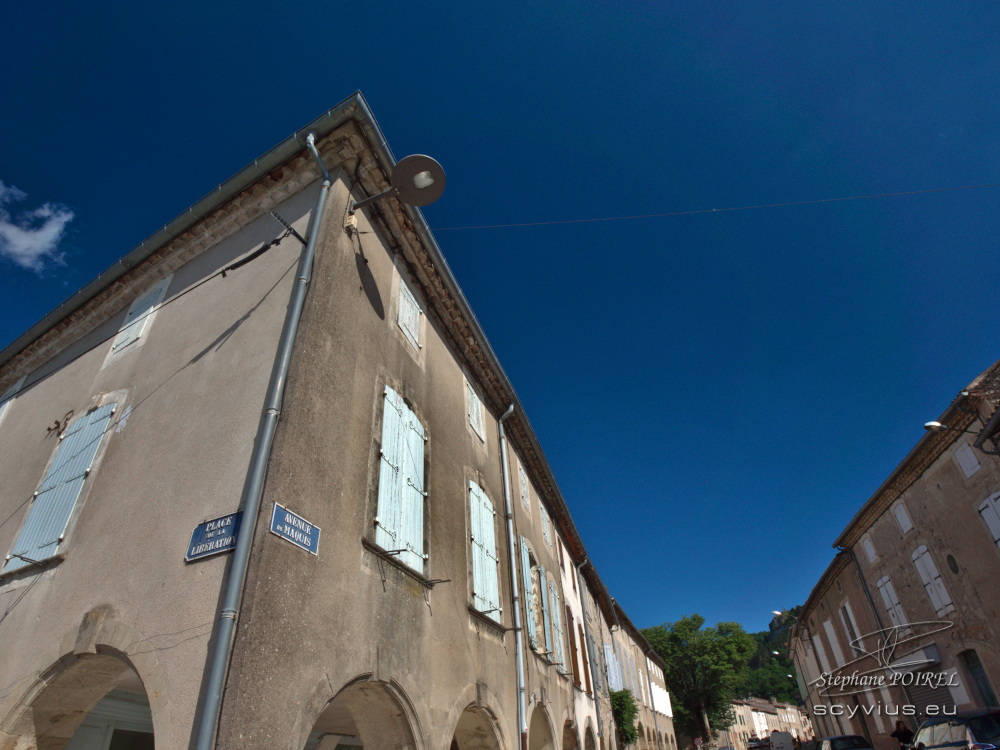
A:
[470,482,500,621]
[467,382,485,440]
[877,576,908,630]
[520,537,538,648]
[518,462,530,510]
[893,503,913,533]
[470,482,487,613]
[955,443,981,478]
[375,387,426,571]
[540,505,551,545]
[912,545,953,616]
[605,644,624,691]
[539,565,553,658]
[979,494,1000,545]
[862,536,877,563]
[397,283,421,349]
[111,278,169,352]
[549,580,565,668]
[5,403,116,573]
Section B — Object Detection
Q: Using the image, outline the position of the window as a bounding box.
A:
[518,461,530,511]
[876,575,909,632]
[978,492,1000,547]
[862,535,877,564]
[374,386,426,572]
[960,650,999,708]
[4,402,117,574]
[955,443,981,478]
[839,602,862,654]
[520,538,544,652]
[587,632,602,693]
[893,502,914,534]
[548,578,565,668]
[397,282,422,350]
[912,545,955,617]
[469,481,501,622]
[0,376,25,426]
[110,277,171,355]
[580,623,592,693]
[466,381,485,441]
[540,503,552,546]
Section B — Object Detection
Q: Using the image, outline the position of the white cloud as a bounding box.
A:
[0,180,75,272]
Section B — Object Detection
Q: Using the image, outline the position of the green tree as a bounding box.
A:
[736,608,802,703]
[611,689,640,748]
[642,615,756,743]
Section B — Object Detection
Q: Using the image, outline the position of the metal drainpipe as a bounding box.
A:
[498,405,529,750]
[193,133,334,750]
[644,647,662,748]
[576,557,608,745]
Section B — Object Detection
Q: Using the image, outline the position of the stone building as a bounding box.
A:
[791,361,1000,748]
[0,93,675,750]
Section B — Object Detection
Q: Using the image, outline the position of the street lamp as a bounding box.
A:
[923,421,978,435]
[349,154,447,213]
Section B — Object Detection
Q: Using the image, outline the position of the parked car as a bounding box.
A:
[814,735,874,750]
[912,710,1000,750]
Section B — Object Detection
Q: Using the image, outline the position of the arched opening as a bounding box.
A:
[584,726,597,750]
[450,705,503,750]
[562,720,579,750]
[528,704,554,750]
[303,678,418,749]
[638,722,645,749]
[5,653,154,750]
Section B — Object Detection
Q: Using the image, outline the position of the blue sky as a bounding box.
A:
[2,1,998,634]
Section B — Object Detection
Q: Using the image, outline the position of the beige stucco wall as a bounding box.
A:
[0,179,319,750]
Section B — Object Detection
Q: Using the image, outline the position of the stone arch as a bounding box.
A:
[562,720,579,750]
[584,724,597,750]
[528,704,555,750]
[450,705,504,750]
[0,609,166,750]
[299,674,423,750]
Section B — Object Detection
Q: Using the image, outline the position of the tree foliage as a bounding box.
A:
[642,615,756,742]
[611,689,639,748]
[737,608,802,704]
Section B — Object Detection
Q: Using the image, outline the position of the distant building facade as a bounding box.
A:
[0,93,674,750]
[791,362,1000,750]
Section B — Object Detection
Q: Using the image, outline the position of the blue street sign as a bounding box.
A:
[269,503,320,555]
[186,511,243,562]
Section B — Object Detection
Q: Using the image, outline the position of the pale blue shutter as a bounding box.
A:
[520,537,537,647]
[477,484,501,621]
[469,482,487,612]
[588,634,603,693]
[539,565,552,659]
[112,282,164,351]
[375,388,405,554]
[549,580,565,668]
[5,403,116,573]
[398,399,426,571]
[605,644,623,691]
[979,495,1000,545]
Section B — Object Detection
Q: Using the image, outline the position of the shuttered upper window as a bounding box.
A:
[548,578,565,668]
[467,381,485,441]
[540,504,552,546]
[397,283,422,350]
[111,277,170,354]
[469,481,501,622]
[374,387,426,572]
[861,535,877,564]
[955,443,981,478]
[912,545,955,617]
[4,403,117,574]
[518,461,530,511]
[876,575,910,633]
[892,502,914,534]
[979,492,1000,547]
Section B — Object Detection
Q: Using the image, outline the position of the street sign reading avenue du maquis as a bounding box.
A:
[269,503,320,554]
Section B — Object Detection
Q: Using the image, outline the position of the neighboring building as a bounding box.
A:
[719,699,812,750]
[791,362,1000,750]
[0,93,672,750]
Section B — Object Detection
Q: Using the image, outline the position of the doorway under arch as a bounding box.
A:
[528,704,554,750]
[562,720,579,750]
[303,678,419,749]
[449,705,503,750]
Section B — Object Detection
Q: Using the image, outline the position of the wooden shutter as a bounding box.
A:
[467,382,484,440]
[518,462,530,509]
[376,387,426,571]
[979,494,1000,545]
[548,580,564,668]
[912,545,953,616]
[877,576,907,629]
[539,565,552,658]
[540,505,551,545]
[893,503,913,533]
[397,283,421,349]
[862,536,877,563]
[399,395,426,571]
[112,279,167,352]
[580,624,592,693]
[955,443,981,477]
[588,633,602,693]
[605,643,623,691]
[520,537,538,648]
[5,403,116,573]
[470,482,500,621]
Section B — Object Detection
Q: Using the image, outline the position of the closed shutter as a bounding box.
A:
[540,505,551,545]
[909,670,955,719]
[862,536,877,563]
[5,403,116,573]
[549,580,565,668]
[112,280,167,352]
[470,482,500,621]
[588,633,603,693]
[397,283,421,349]
[877,576,908,630]
[518,463,530,510]
[375,387,425,571]
[467,382,484,440]
[912,545,954,616]
[539,565,553,659]
[979,495,1000,546]
[893,503,913,533]
[955,443,981,477]
[520,537,538,648]
[605,643,624,691]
